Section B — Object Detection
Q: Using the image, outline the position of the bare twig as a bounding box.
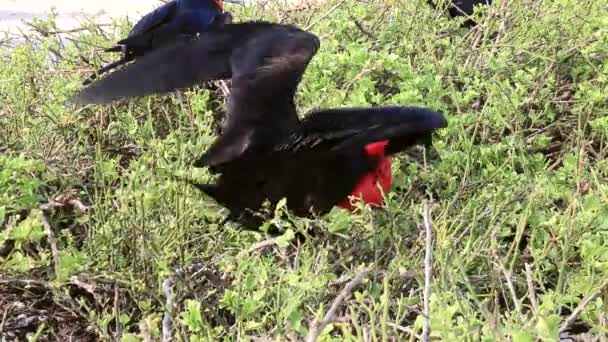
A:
[362,326,370,342]
[25,22,112,36]
[40,194,89,213]
[238,237,280,258]
[524,263,538,313]
[218,80,231,98]
[39,209,60,276]
[162,278,174,342]
[304,0,347,30]
[560,276,608,333]
[70,276,98,299]
[114,285,122,339]
[352,18,377,40]
[244,337,274,342]
[0,305,9,335]
[0,279,49,288]
[139,319,154,342]
[496,262,522,312]
[305,269,370,342]
[422,202,433,342]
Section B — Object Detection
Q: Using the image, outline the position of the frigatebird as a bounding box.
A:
[183,25,448,228]
[73,21,287,103]
[428,0,493,26]
[82,0,239,85]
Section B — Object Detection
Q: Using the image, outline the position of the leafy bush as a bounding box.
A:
[0,0,607,340]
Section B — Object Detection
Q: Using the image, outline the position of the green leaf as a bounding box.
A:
[180,300,204,333]
[10,212,46,243]
[536,314,561,341]
[120,334,142,342]
[275,229,295,248]
[56,250,87,282]
[511,331,534,342]
[286,306,303,331]
[6,251,33,273]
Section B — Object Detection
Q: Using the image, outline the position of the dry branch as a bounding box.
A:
[40,194,89,213]
[237,237,281,258]
[422,202,433,342]
[524,263,539,313]
[497,262,522,313]
[162,278,174,342]
[39,209,60,276]
[305,269,370,342]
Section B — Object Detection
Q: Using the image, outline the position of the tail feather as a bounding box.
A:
[103,45,124,53]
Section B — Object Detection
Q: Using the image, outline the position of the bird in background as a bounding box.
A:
[82,0,241,85]
[71,22,447,230]
[428,0,493,26]
[73,21,277,103]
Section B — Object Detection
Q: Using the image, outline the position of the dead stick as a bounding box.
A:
[25,22,112,36]
[162,278,174,342]
[304,0,347,30]
[219,80,231,98]
[422,202,433,342]
[237,237,280,258]
[497,262,522,312]
[305,269,370,342]
[39,208,60,276]
[524,263,539,313]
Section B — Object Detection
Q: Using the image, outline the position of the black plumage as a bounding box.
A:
[183,25,448,228]
[82,0,231,85]
[72,22,284,104]
[428,0,493,26]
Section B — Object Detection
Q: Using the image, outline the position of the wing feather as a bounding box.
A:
[71,22,279,104]
[194,24,321,168]
[276,106,447,155]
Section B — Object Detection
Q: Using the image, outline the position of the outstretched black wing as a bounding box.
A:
[193,24,321,168]
[71,22,281,104]
[274,106,447,156]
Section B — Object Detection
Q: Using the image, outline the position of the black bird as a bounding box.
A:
[72,21,286,104]
[82,0,236,85]
[428,0,493,26]
[186,25,448,228]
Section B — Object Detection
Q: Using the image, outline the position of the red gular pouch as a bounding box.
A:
[212,0,224,10]
[337,140,393,212]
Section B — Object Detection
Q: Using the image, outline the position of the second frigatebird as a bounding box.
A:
[82,0,237,85]
[73,21,289,104]
[428,0,493,26]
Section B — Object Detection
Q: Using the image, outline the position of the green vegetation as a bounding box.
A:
[1,0,607,340]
